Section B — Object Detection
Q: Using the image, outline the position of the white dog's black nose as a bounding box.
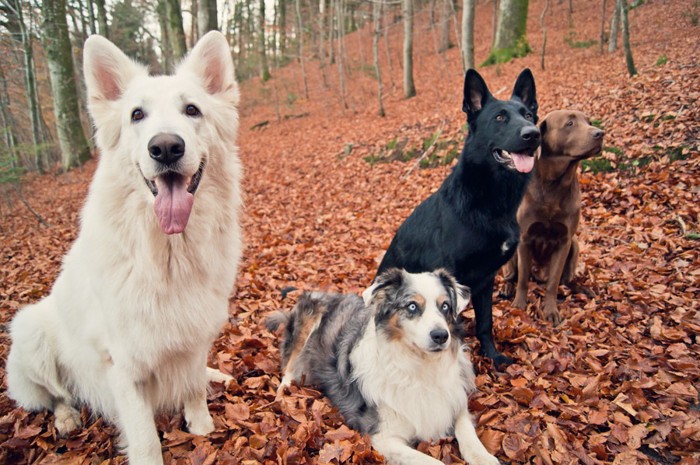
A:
[430,328,449,345]
[148,134,185,165]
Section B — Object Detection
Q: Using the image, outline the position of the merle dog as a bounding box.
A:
[376,69,540,367]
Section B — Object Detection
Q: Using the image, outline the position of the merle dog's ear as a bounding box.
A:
[462,69,492,119]
[512,68,538,121]
[363,268,404,306]
[435,269,471,320]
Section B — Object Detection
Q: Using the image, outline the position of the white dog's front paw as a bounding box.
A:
[186,411,215,436]
[464,451,500,465]
[54,403,81,436]
[206,367,233,385]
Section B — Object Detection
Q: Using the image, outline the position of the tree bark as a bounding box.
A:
[335,0,348,108]
[42,0,91,170]
[8,0,48,172]
[402,0,416,98]
[373,0,385,117]
[164,0,187,62]
[599,0,606,54]
[486,0,530,65]
[439,0,451,53]
[94,0,109,37]
[0,66,18,168]
[461,0,475,70]
[198,0,218,38]
[540,0,550,70]
[259,0,270,80]
[279,0,287,61]
[619,0,637,76]
[609,0,620,52]
[157,0,174,72]
[295,0,309,98]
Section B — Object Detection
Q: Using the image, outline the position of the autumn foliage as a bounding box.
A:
[1,0,699,464]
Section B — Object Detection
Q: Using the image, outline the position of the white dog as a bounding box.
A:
[6,31,242,465]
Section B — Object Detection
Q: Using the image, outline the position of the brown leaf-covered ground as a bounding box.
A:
[1,1,699,463]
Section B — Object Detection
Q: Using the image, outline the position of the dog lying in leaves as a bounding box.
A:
[267,269,499,465]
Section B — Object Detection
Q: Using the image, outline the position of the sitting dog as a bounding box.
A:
[501,110,603,325]
[267,269,499,465]
[7,31,241,465]
[376,69,541,367]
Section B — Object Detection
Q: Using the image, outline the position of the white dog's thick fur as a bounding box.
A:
[6,31,242,465]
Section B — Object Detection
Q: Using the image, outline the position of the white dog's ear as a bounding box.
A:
[179,31,238,102]
[83,34,146,103]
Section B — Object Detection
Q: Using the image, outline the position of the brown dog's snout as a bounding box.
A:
[592,129,604,140]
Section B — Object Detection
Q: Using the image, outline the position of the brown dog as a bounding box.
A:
[502,110,603,324]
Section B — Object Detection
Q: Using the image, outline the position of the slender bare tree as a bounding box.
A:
[619,0,637,76]
[295,0,309,98]
[599,0,607,54]
[373,0,385,117]
[486,0,530,65]
[198,0,218,38]
[42,0,91,170]
[259,0,270,80]
[461,0,475,70]
[402,0,416,98]
[609,0,620,52]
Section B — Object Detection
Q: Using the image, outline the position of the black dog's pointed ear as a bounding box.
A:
[462,69,492,118]
[511,68,538,120]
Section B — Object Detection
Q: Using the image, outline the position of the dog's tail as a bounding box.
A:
[265,311,290,332]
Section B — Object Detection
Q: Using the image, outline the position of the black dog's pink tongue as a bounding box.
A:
[154,175,193,234]
[511,152,535,173]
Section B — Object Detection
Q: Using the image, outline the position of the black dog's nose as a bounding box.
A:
[593,129,605,139]
[148,134,185,165]
[430,329,449,345]
[520,126,541,142]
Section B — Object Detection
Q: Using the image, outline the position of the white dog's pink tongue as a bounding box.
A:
[154,176,193,235]
[511,153,535,173]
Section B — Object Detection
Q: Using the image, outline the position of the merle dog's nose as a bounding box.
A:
[148,134,185,165]
[520,126,541,142]
[430,328,449,345]
[593,129,605,139]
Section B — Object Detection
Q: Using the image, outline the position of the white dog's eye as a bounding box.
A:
[131,108,145,122]
[185,104,201,117]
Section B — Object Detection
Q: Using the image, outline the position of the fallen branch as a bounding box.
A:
[14,185,49,228]
[402,117,446,179]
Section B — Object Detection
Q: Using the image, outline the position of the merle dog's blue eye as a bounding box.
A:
[441,302,451,313]
[407,302,419,313]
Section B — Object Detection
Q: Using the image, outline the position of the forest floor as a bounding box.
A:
[1,0,699,464]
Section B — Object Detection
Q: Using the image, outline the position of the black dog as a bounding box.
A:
[376,68,540,367]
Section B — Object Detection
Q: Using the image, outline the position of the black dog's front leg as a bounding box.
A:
[472,275,514,368]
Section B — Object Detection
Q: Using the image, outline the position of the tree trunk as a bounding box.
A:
[402,0,416,98]
[492,0,499,47]
[94,0,109,37]
[164,0,187,62]
[0,66,18,167]
[439,0,451,52]
[198,0,218,38]
[335,0,348,108]
[485,0,530,65]
[259,0,270,80]
[9,0,48,172]
[599,0,606,54]
[461,0,475,70]
[373,0,385,117]
[619,0,637,76]
[279,0,287,61]
[86,0,97,35]
[318,0,325,66]
[608,0,620,52]
[383,6,395,90]
[42,0,91,170]
[328,0,335,64]
[157,1,174,72]
[540,0,550,70]
[295,0,309,98]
